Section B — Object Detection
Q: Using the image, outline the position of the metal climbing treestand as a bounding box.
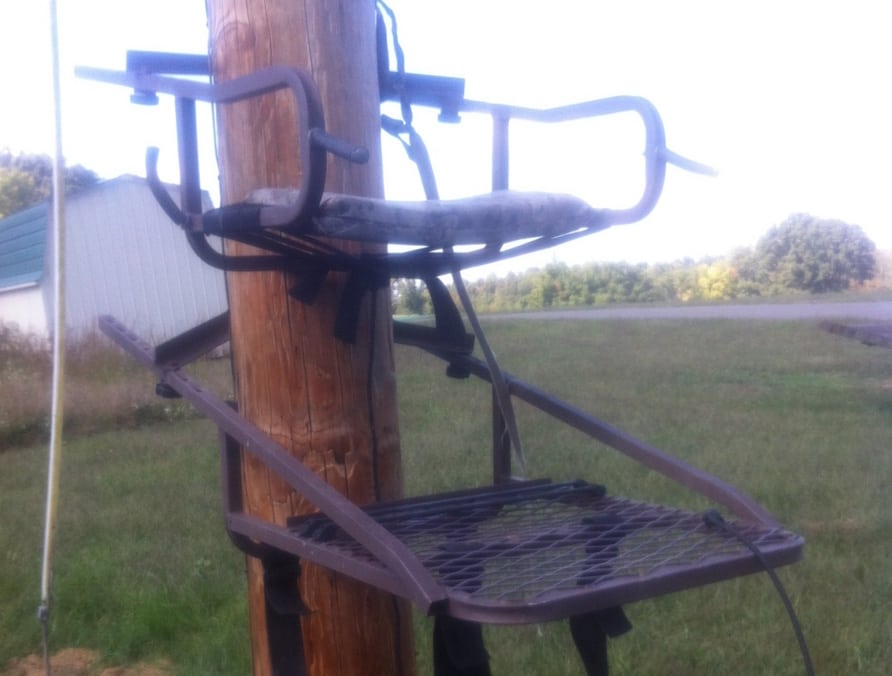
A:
[80,49,803,668]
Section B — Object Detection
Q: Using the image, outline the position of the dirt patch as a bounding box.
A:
[2,649,172,676]
[2,649,99,676]
[96,664,173,676]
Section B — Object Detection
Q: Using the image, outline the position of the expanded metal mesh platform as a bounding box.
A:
[288,479,803,623]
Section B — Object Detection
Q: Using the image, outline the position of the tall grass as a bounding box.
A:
[2,318,890,674]
[0,322,231,451]
[0,420,249,674]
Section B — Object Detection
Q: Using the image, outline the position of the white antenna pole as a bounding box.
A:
[39,0,67,671]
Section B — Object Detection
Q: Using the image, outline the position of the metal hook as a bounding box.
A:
[145,147,190,228]
[308,128,369,164]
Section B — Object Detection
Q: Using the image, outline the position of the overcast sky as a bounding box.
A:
[2,1,889,275]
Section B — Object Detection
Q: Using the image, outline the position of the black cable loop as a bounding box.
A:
[367,286,382,503]
[703,511,815,676]
[377,1,413,127]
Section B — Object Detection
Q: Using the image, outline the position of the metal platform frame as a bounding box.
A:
[100,312,802,624]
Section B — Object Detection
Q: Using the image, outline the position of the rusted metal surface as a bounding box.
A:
[99,313,802,624]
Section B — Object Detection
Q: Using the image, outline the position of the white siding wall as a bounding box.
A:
[0,284,46,335]
[45,176,228,340]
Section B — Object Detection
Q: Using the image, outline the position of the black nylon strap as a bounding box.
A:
[569,607,633,676]
[262,556,308,676]
[433,616,492,676]
[333,269,390,343]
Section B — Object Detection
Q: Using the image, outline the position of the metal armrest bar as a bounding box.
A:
[119,309,775,528]
[128,309,777,528]
[413,347,779,526]
[461,96,715,223]
[98,315,447,613]
[126,51,210,76]
[464,97,668,222]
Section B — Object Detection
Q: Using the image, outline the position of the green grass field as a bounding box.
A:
[2,318,890,674]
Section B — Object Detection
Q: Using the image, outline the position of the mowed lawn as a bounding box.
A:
[1,317,890,674]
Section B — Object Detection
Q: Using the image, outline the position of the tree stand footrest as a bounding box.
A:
[285,479,803,624]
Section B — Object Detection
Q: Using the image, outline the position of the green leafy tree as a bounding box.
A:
[696,261,737,300]
[754,213,876,293]
[0,150,99,218]
[729,247,764,297]
[391,279,430,315]
[0,170,37,219]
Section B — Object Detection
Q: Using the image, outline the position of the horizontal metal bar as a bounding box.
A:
[126,50,209,76]
[154,311,231,367]
[380,71,465,122]
[444,536,802,625]
[462,95,655,123]
[468,95,669,226]
[295,479,561,527]
[226,513,412,600]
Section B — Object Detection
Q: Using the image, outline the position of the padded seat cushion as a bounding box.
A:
[245,188,609,248]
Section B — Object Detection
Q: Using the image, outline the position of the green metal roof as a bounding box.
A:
[0,202,48,291]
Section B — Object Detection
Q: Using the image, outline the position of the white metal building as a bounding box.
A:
[0,175,227,340]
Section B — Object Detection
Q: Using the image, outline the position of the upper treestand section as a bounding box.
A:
[76,59,715,277]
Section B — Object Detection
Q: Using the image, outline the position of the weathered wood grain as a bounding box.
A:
[207,2,415,675]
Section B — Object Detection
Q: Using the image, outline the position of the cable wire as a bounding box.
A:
[38,1,68,673]
[451,265,527,476]
[378,0,527,477]
[703,511,815,676]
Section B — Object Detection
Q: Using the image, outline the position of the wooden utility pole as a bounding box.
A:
[206,2,415,675]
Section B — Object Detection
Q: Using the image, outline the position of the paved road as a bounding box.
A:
[491,301,892,322]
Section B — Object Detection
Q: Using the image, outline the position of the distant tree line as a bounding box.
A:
[392,213,880,315]
[1,158,879,313]
[0,150,99,218]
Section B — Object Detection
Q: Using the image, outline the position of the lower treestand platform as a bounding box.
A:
[100,313,803,626]
[269,479,802,624]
